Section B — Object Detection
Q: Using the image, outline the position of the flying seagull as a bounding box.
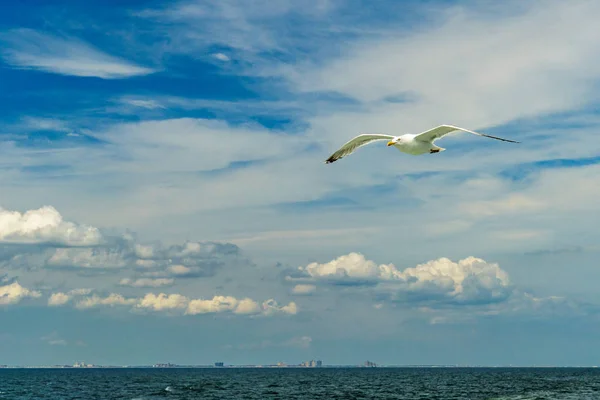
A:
[325,124,519,164]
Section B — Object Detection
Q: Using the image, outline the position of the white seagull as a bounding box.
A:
[325,124,519,164]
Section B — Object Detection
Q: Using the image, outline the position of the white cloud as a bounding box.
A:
[233,298,262,315]
[0,281,41,305]
[384,256,512,305]
[48,288,92,306]
[292,1,600,129]
[296,253,512,305]
[0,205,102,246]
[75,293,137,309]
[0,29,155,79]
[68,288,93,296]
[48,292,70,306]
[46,247,128,269]
[299,252,393,282]
[167,265,194,276]
[185,295,260,315]
[139,0,326,61]
[460,194,545,218]
[0,205,247,277]
[291,284,316,295]
[212,52,230,62]
[120,99,165,110]
[134,244,155,259]
[421,290,597,325]
[18,117,73,133]
[59,289,297,317]
[261,299,298,316]
[136,293,189,311]
[92,117,308,174]
[119,278,174,288]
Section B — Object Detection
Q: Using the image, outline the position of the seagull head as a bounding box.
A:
[387,137,400,146]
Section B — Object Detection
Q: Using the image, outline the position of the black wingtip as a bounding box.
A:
[325,156,337,164]
[480,133,521,144]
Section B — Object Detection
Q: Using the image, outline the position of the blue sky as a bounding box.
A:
[2,0,600,367]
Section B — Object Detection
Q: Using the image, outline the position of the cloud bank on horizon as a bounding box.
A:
[1,0,600,366]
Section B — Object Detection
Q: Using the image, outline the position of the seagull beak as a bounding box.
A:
[387,141,395,146]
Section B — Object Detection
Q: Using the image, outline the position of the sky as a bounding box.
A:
[1,0,600,367]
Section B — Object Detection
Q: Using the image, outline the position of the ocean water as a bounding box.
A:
[1,367,599,399]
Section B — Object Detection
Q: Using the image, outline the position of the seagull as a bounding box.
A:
[324,124,519,164]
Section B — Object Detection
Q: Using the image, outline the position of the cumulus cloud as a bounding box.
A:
[130,241,247,278]
[185,296,296,316]
[0,281,41,305]
[293,253,512,306]
[299,252,389,285]
[137,293,189,311]
[48,292,70,306]
[0,29,154,79]
[262,299,298,316]
[291,284,316,295]
[0,206,247,277]
[0,206,102,246]
[47,288,92,306]
[186,295,262,315]
[56,289,298,317]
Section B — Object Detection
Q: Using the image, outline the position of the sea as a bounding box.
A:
[1,367,599,399]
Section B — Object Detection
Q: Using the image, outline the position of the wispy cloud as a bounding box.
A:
[0,29,155,79]
[137,0,345,75]
[118,278,174,288]
[41,332,68,346]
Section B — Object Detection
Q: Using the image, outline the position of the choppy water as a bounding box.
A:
[1,367,599,399]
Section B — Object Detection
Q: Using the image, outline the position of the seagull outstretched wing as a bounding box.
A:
[414,125,519,144]
[325,134,395,164]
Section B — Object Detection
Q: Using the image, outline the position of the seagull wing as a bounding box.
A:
[325,134,395,164]
[414,124,520,144]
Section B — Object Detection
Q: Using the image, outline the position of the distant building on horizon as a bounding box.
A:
[215,362,224,367]
[300,359,323,367]
[73,362,94,368]
[152,363,177,368]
